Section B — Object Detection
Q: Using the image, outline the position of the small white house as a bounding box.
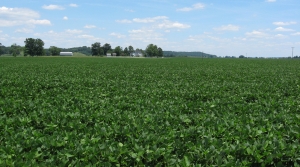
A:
[60,52,73,56]
[130,50,143,57]
[106,53,112,57]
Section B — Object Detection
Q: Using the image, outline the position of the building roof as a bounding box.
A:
[60,52,73,56]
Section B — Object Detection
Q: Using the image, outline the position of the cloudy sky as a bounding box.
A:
[0,0,299,57]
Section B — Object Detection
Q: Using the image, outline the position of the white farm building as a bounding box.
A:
[60,52,73,56]
[130,50,144,57]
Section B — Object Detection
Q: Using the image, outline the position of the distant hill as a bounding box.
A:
[72,52,88,57]
[163,51,217,58]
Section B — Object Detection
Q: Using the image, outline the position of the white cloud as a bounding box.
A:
[32,30,105,48]
[15,28,33,33]
[275,27,294,32]
[266,0,276,2]
[177,3,205,12]
[0,7,51,27]
[116,19,132,23]
[292,32,300,36]
[84,25,96,28]
[42,5,65,10]
[77,34,100,41]
[77,34,95,39]
[0,6,39,19]
[187,37,196,41]
[273,21,297,26]
[110,32,126,38]
[27,19,51,25]
[133,16,168,23]
[63,16,68,20]
[275,34,286,38]
[66,29,82,34]
[183,33,295,58]
[117,16,169,25]
[157,21,190,29]
[128,29,147,33]
[193,3,205,9]
[185,33,288,57]
[0,6,51,27]
[117,16,190,30]
[214,24,240,31]
[69,4,78,7]
[0,33,9,40]
[245,30,268,38]
[0,31,8,43]
[128,29,165,42]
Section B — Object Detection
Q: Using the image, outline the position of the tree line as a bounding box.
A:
[0,38,164,57]
[163,51,217,58]
[0,43,24,57]
[90,42,163,57]
[0,39,45,57]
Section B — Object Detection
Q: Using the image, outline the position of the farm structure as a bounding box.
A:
[106,53,117,57]
[130,50,144,57]
[60,52,73,56]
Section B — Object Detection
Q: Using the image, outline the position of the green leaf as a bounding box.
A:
[246,148,252,155]
[65,153,74,158]
[184,156,190,167]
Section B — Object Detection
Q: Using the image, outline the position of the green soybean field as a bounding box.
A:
[1,57,300,166]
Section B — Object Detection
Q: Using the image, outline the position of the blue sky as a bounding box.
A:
[0,0,299,57]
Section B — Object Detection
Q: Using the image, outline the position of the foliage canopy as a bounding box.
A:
[0,58,300,166]
[24,38,45,56]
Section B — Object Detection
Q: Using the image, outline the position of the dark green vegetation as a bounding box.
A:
[1,57,300,166]
[164,51,217,58]
[49,46,62,56]
[24,38,44,57]
[61,46,92,56]
[145,44,163,57]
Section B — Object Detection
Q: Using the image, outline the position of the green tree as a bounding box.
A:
[24,38,35,56]
[114,46,123,56]
[239,55,245,58]
[102,43,112,55]
[145,44,158,57]
[20,46,25,56]
[35,39,45,56]
[158,47,163,57]
[91,42,102,56]
[45,49,50,56]
[124,47,129,56]
[24,38,45,56]
[0,43,3,56]
[128,45,134,55]
[10,43,21,57]
[49,46,61,56]
[107,50,113,54]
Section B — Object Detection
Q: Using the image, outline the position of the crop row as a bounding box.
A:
[0,57,300,166]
